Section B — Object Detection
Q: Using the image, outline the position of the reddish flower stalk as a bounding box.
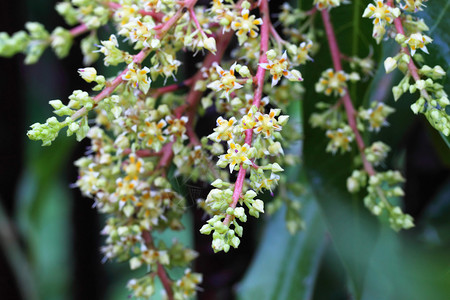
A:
[270,24,286,45]
[157,142,175,171]
[157,30,234,170]
[155,0,198,39]
[189,7,207,37]
[71,0,197,122]
[157,263,174,300]
[321,10,375,176]
[69,23,89,37]
[142,230,174,300]
[151,77,194,98]
[387,0,431,100]
[70,47,152,121]
[223,0,270,226]
[122,148,163,157]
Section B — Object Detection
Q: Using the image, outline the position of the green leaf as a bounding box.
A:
[362,226,450,300]
[15,161,74,300]
[237,182,326,300]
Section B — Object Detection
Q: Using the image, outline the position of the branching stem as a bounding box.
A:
[387,0,431,101]
[223,0,270,226]
[71,0,198,122]
[321,10,375,176]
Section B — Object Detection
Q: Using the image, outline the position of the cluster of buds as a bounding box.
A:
[4,0,447,297]
[200,101,290,251]
[2,0,313,296]
[363,0,450,136]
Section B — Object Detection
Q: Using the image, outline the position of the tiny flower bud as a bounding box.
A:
[266,49,277,61]
[211,179,224,188]
[372,206,382,216]
[252,199,264,213]
[200,224,212,235]
[204,37,217,54]
[271,163,284,173]
[384,57,397,73]
[242,1,251,9]
[69,122,80,132]
[347,177,360,193]
[129,257,142,270]
[234,207,246,221]
[433,66,445,77]
[49,100,65,111]
[410,102,420,114]
[395,33,406,44]
[415,80,426,90]
[117,226,129,236]
[392,85,403,101]
[123,204,134,217]
[238,66,251,77]
[230,236,240,248]
[78,67,97,82]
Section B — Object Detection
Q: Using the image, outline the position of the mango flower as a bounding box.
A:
[259,51,303,87]
[122,63,151,94]
[253,109,287,139]
[362,1,400,26]
[405,33,432,56]
[326,126,354,154]
[207,62,243,100]
[208,116,237,142]
[138,119,167,151]
[219,140,254,173]
[231,8,263,45]
[315,69,349,97]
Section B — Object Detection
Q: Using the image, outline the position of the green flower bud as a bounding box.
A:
[230,236,240,248]
[238,66,251,77]
[266,49,277,61]
[123,205,134,217]
[384,57,397,73]
[395,33,406,44]
[242,1,251,9]
[252,200,264,213]
[129,257,142,270]
[200,224,213,235]
[271,163,284,173]
[49,99,64,110]
[51,27,73,58]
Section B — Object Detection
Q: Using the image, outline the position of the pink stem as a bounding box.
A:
[151,78,194,98]
[321,10,375,176]
[142,231,174,300]
[157,263,174,300]
[270,24,285,45]
[70,47,152,121]
[71,0,197,122]
[157,142,175,171]
[189,7,206,37]
[122,148,162,157]
[158,30,234,170]
[155,0,198,39]
[223,0,270,226]
[322,10,342,71]
[388,1,431,101]
[69,24,89,37]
